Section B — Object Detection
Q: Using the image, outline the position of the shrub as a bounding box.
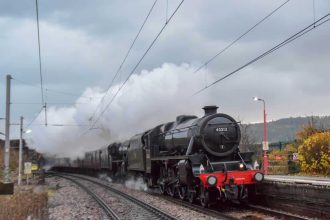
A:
[0,186,48,220]
[298,132,330,176]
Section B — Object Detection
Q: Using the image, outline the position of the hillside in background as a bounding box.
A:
[245,116,330,143]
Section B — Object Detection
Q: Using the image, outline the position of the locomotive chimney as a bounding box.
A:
[203,105,218,116]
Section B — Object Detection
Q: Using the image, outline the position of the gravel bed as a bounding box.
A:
[76,174,278,220]
[74,174,223,220]
[107,181,275,220]
[79,179,166,220]
[47,177,108,220]
[110,186,219,220]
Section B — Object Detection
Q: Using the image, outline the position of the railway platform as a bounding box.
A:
[264,175,330,186]
[256,175,330,219]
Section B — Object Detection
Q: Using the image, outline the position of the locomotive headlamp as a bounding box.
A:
[239,163,245,170]
[207,176,217,186]
[254,172,264,182]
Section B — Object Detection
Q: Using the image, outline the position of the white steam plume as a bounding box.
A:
[28,63,218,158]
[98,173,113,183]
[125,177,148,191]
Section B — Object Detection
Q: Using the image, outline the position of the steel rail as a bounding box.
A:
[148,192,239,220]
[53,174,121,220]
[247,204,310,220]
[152,191,310,220]
[50,173,309,219]
[52,173,177,220]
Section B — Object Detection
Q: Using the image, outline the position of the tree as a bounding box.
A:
[240,124,257,152]
[296,116,318,143]
[298,131,330,176]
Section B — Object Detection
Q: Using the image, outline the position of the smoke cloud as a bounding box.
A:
[25,62,330,158]
[28,63,216,158]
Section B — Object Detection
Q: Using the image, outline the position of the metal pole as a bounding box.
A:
[18,116,23,185]
[4,74,11,183]
[262,100,268,175]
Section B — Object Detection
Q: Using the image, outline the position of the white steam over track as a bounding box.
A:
[29,63,219,158]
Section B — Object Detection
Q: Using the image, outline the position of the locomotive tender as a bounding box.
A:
[56,106,264,207]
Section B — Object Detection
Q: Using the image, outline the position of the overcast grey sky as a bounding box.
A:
[0,0,329,156]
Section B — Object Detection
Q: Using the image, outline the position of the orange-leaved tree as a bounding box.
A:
[298,131,330,176]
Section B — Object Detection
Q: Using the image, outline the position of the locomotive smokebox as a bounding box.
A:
[203,105,218,116]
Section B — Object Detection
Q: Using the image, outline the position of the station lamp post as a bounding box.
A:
[253,97,269,175]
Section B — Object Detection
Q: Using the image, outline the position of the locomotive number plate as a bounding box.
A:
[215,127,228,132]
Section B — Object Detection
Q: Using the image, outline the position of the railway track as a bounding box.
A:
[49,173,177,220]
[49,173,311,220]
[54,174,120,220]
[152,191,310,220]
[149,193,240,220]
[246,204,310,220]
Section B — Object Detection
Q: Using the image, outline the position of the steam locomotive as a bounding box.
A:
[54,106,264,207]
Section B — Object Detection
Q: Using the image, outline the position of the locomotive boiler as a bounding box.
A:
[162,105,240,157]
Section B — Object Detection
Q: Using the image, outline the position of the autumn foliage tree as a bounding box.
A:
[296,117,319,143]
[294,118,330,176]
[298,132,330,176]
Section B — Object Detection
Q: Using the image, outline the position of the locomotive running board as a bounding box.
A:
[151,155,189,161]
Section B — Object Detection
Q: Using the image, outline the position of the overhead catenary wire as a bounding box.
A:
[11,102,88,105]
[15,123,90,127]
[194,0,291,74]
[25,106,44,129]
[44,102,48,126]
[166,0,169,23]
[35,0,44,106]
[11,77,96,100]
[313,0,316,26]
[88,0,185,131]
[89,0,159,123]
[23,106,90,128]
[35,0,48,127]
[45,88,95,100]
[45,124,90,127]
[192,12,330,97]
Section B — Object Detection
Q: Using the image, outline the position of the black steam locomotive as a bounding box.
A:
[54,106,263,207]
